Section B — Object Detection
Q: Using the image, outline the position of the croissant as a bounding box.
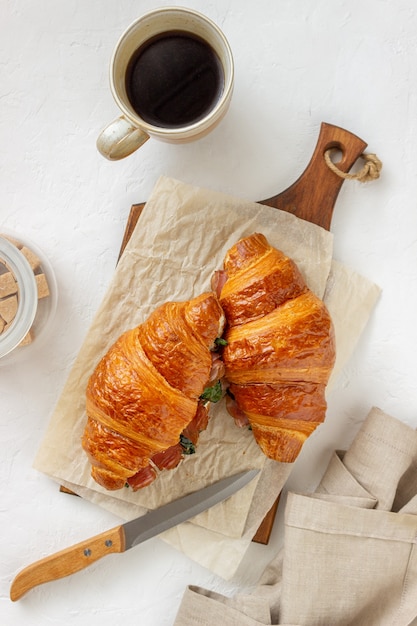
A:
[213,233,336,463]
[82,292,225,491]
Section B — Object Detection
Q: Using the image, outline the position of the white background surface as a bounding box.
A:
[1,1,417,624]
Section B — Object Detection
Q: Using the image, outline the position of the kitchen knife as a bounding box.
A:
[10,468,259,601]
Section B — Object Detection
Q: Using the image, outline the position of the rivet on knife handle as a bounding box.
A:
[10,525,125,601]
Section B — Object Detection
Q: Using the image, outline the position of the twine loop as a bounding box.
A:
[324,149,382,183]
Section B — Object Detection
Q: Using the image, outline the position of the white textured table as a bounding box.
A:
[1,1,417,624]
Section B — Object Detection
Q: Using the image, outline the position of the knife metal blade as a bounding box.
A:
[10,469,259,601]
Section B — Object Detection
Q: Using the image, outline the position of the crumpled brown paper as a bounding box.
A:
[34,176,381,578]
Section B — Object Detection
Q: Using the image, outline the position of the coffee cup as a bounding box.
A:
[97,7,234,160]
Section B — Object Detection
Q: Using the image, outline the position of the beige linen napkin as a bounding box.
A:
[174,407,417,625]
[34,176,380,578]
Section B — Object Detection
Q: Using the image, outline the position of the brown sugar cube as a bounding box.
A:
[35,273,50,299]
[20,246,41,271]
[0,294,18,324]
[1,234,23,249]
[0,272,18,298]
[19,330,34,346]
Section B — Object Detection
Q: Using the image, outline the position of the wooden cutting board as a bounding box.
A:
[62,122,367,543]
[117,122,368,544]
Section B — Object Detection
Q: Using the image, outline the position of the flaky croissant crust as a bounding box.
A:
[219,233,336,463]
[83,232,336,487]
[82,293,224,490]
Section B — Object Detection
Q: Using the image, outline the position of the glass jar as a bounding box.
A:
[0,233,57,362]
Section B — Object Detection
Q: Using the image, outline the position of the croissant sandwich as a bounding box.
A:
[212,233,336,463]
[83,233,335,489]
[82,292,225,491]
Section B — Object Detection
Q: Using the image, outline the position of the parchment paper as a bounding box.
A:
[34,176,381,578]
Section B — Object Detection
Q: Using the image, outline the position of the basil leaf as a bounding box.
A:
[200,380,223,403]
[214,337,228,347]
[180,435,196,455]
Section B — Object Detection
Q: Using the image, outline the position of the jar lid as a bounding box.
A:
[0,236,38,358]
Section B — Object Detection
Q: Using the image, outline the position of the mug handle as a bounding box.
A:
[96,116,149,160]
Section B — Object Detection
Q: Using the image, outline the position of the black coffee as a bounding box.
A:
[126,31,224,128]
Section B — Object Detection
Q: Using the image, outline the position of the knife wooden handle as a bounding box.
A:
[10,525,126,601]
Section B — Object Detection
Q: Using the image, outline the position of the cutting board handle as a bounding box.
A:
[260,122,368,230]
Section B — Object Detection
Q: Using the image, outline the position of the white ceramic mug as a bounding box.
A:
[97,7,234,160]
